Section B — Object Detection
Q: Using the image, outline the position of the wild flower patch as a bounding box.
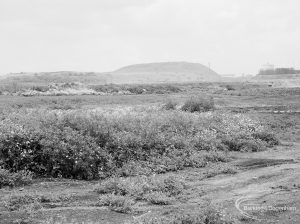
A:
[0,109,278,179]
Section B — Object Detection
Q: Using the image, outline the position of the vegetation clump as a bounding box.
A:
[95,175,186,199]
[97,194,135,213]
[4,192,72,211]
[4,194,42,212]
[0,109,278,180]
[132,206,234,224]
[204,163,238,178]
[181,97,215,112]
[225,84,236,91]
[252,131,280,146]
[162,100,177,110]
[0,168,33,188]
[95,175,185,211]
[144,191,173,205]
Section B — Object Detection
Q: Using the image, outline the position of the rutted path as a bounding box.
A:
[182,143,300,223]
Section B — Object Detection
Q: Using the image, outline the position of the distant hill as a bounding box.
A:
[0,62,220,86]
[110,62,220,84]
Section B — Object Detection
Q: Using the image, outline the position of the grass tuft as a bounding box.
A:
[162,100,177,110]
[0,169,33,188]
[144,191,174,205]
[97,194,135,213]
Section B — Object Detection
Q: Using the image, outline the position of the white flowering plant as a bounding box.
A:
[0,109,279,179]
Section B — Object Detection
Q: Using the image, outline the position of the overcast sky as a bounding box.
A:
[0,0,300,75]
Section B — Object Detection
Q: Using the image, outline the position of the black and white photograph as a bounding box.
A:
[0,0,299,223]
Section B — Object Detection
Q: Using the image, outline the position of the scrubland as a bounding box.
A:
[0,107,276,180]
[0,82,299,224]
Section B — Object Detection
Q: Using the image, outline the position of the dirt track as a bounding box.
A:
[191,143,300,223]
[133,143,300,224]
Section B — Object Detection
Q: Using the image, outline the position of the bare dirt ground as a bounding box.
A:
[0,142,299,224]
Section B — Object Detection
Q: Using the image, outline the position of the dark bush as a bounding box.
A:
[238,139,266,152]
[39,127,113,179]
[0,134,42,172]
[221,137,267,152]
[0,128,113,179]
[164,85,181,93]
[31,86,49,92]
[90,84,120,93]
[225,84,235,91]
[181,97,215,113]
[252,131,280,146]
[127,87,145,94]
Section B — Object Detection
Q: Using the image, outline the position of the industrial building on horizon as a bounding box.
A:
[258,64,300,75]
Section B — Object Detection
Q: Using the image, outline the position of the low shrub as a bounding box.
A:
[225,84,236,91]
[4,194,41,211]
[252,131,280,146]
[4,192,72,211]
[31,86,50,92]
[0,109,277,179]
[157,176,185,196]
[95,175,186,200]
[116,161,152,177]
[0,122,113,179]
[97,194,135,213]
[132,206,234,224]
[221,137,267,152]
[163,85,181,93]
[144,191,173,205]
[127,87,145,94]
[204,163,238,178]
[95,177,126,195]
[95,175,186,212]
[239,139,267,152]
[162,100,177,110]
[89,84,182,95]
[0,168,33,188]
[39,194,73,203]
[181,97,215,113]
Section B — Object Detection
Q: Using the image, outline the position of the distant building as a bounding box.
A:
[258,65,300,75]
